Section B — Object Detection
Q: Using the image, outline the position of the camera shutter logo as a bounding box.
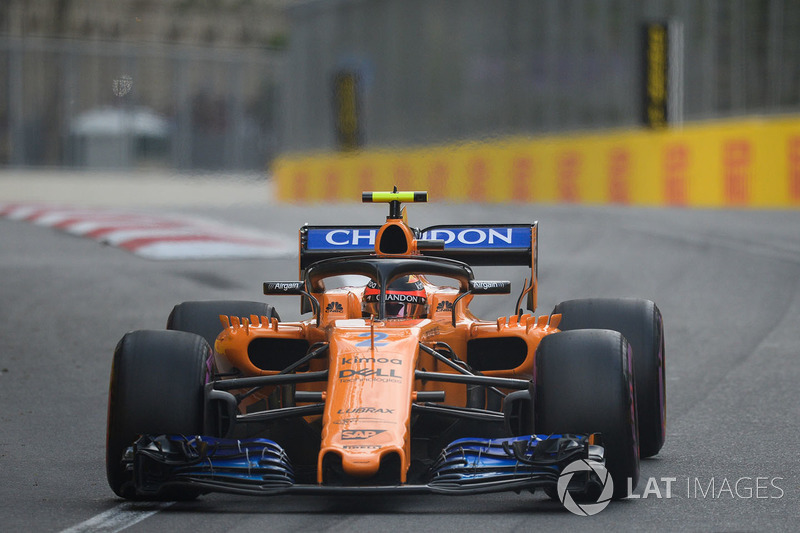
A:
[557,459,614,516]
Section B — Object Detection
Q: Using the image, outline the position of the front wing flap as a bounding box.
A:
[133,435,294,495]
[131,433,603,496]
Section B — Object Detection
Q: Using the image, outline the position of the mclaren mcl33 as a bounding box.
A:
[106,190,665,504]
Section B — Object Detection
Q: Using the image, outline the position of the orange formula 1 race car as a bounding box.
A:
[106,190,665,504]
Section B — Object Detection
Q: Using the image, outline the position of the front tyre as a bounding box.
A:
[553,298,666,458]
[106,329,210,499]
[535,329,639,499]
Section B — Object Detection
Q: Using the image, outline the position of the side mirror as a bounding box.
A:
[469,280,512,295]
[452,280,512,326]
[263,281,321,327]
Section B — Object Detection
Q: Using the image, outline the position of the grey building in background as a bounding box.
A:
[282,0,800,153]
[0,0,287,170]
[3,0,800,169]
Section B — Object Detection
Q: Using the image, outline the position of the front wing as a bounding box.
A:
[130,433,603,496]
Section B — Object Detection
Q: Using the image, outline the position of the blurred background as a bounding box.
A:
[1,0,800,205]
[1,0,288,171]
[283,0,800,151]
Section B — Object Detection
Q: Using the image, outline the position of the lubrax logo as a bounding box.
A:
[338,407,395,414]
[326,302,343,313]
[341,429,385,440]
[341,357,402,365]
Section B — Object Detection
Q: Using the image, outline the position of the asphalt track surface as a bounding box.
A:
[2,189,799,531]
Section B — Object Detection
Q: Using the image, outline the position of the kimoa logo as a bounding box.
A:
[558,459,614,516]
[341,356,402,365]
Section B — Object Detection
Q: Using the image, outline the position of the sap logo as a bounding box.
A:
[341,429,385,440]
[338,407,395,414]
[436,301,453,312]
[326,302,344,313]
[339,368,400,378]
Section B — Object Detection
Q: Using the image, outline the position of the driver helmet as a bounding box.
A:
[363,275,428,319]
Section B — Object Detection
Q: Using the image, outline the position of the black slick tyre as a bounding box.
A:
[553,298,666,458]
[167,300,280,348]
[106,329,210,500]
[534,329,639,499]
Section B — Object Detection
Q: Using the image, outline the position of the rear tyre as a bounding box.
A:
[106,329,210,500]
[534,329,639,499]
[553,298,666,458]
[167,300,280,348]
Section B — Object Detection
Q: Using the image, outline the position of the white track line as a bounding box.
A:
[59,502,174,533]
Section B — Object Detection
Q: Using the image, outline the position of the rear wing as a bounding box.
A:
[299,223,539,311]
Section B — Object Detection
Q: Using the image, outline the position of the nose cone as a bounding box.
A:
[339,443,404,480]
[319,421,408,483]
[318,325,422,484]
